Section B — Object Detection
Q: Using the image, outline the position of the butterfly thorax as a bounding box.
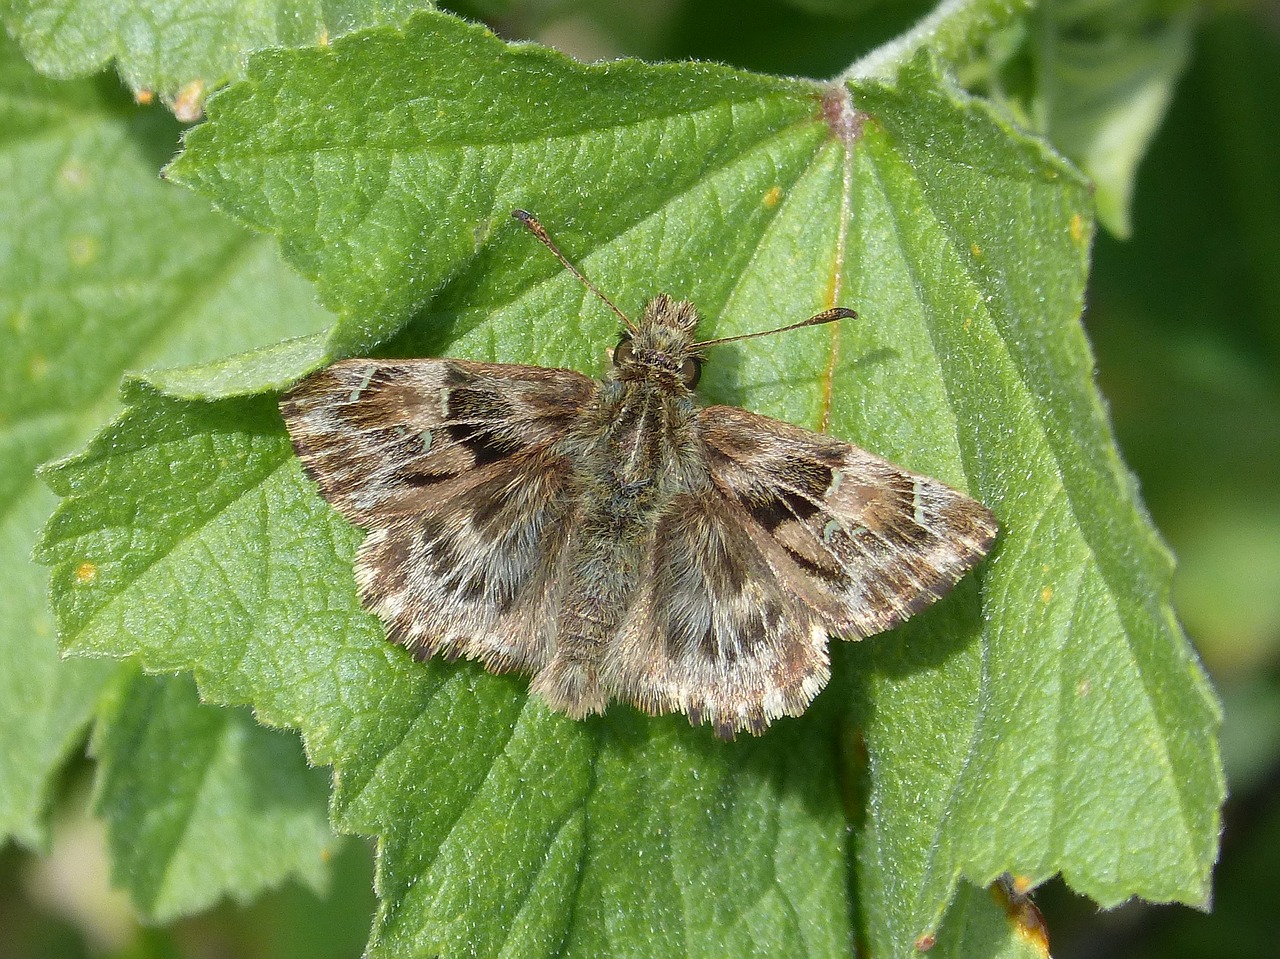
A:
[586,378,701,504]
[542,296,712,700]
[588,293,707,502]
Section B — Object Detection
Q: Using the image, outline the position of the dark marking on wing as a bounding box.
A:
[782,546,845,584]
[697,624,722,662]
[717,452,833,532]
[444,382,522,467]
[399,464,455,488]
[419,516,457,574]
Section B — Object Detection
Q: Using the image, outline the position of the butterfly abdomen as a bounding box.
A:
[531,379,705,717]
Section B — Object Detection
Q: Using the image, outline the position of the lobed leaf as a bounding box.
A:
[92,668,336,922]
[39,9,1222,956]
[854,0,1196,236]
[0,28,336,918]
[987,0,1196,237]
[0,0,437,115]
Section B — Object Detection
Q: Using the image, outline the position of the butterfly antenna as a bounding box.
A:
[512,210,635,331]
[694,307,858,348]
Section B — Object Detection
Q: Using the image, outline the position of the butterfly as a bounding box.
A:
[279,210,998,738]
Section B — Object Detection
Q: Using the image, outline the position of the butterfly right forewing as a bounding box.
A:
[699,405,998,639]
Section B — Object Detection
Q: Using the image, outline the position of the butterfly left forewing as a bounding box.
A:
[281,358,595,525]
[699,405,998,639]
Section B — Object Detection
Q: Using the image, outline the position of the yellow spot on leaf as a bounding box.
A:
[68,234,98,267]
[173,80,206,123]
[970,242,982,258]
[763,185,782,208]
[318,29,330,46]
[76,562,97,584]
[913,932,937,951]
[1070,212,1085,244]
[1040,586,1053,603]
[1077,678,1091,697]
[134,88,155,105]
[963,316,972,331]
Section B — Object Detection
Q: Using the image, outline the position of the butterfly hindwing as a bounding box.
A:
[354,449,580,673]
[602,488,831,737]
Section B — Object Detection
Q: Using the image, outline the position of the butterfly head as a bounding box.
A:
[510,210,857,394]
[612,293,704,390]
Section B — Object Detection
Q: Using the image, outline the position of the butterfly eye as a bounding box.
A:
[614,337,634,366]
[680,357,702,387]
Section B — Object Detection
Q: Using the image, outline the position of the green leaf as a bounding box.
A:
[40,10,1223,956]
[847,0,1031,79]
[140,332,330,400]
[1046,0,1195,236]
[1048,0,1197,237]
[996,0,1195,237]
[852,0,1196,237]
[0,24,333,905]
[0,30,121,848]
[91,666,336,922]
[0,0,436,114]
[840,60,1220,943]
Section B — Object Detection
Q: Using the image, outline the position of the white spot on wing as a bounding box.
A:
[379,591,407,619]
[801,670,825,701]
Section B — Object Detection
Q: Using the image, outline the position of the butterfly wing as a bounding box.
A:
[602,487,831,737]
[280,358,595,672]
[699,404,998,639]
[601,405,998,738]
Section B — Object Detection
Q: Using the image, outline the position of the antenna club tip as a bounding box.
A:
[511,208,532,222]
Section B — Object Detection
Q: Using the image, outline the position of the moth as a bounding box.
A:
[281,210,998,738]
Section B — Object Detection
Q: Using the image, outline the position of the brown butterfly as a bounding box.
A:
[280,210,998,738]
